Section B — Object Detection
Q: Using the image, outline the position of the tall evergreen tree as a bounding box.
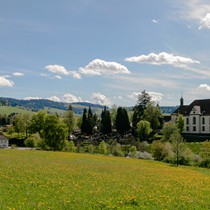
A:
[101,107,112,134]
[86,107,94,135]
[81,107,94,135]
[115,107,130,135]
[81,108,87,134]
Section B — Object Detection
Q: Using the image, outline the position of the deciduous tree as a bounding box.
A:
[137,120,152,139]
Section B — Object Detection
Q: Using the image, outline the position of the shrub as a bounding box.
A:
[98,141,107,155]
[11,144,17,149]
[138,141,150,152]
[87,144,95,154]
[110,142,123,156]
[129,146,137,157]
[199,158,210,168]
[24,137,37,148]
[136,151,153,160]
[68,141,76,152]
[24,133,42,148]
[151,140,167,160]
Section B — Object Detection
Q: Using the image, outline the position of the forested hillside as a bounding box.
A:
[0,97,177,115]
[0,97,105,114]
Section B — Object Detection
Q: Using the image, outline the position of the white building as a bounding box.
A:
[172,98,210,134]
[0,133,9,148]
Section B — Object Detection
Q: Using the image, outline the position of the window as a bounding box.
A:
[186,126,189,131]
[186,118,189,125]
[202,126,205,131]
[202,117,205,124]
[193,117,196,125]
[193,126,196,131]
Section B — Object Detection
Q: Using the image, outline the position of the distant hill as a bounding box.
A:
[0,97,177,115]
[160,106,178,114]
[0,97,106,115]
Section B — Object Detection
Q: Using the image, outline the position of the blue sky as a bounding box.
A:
[1,0,210,107]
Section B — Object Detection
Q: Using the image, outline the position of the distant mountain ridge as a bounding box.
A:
[0,97,106,114]
[0,97,177,115]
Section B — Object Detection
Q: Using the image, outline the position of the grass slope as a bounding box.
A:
[0,150,209,209]
[0,106,34,115]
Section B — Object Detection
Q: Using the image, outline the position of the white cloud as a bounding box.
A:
[62,93,82,103]
[79,59,130,76]
[199,13,210,29]
[24,96,42,100]
[148,92,164,103]
[68,71,81,79]
[128,91,163,104]
[197,84,210,91]
[46,65,69,75]
[2,75,10,78]
[125,52,200,68]
[54,75,62,79]
[151,19,159,23]
[175,1,210,29]
[91,92,112,106]
[13,72,24,77]
[45,65,81,79]
[0,76,14,87]
[47,96,61,102]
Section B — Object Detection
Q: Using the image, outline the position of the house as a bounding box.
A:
[172,97,210,134]
[0,132,9,148]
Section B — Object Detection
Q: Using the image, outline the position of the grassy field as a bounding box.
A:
[0,150,209,210]
[0,106,34,115]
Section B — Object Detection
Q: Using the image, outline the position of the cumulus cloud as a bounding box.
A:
[62,93,82,103]
[148,92,164,103]
[199,13,210,29]
[68,71,81,79]
[125,52,200,68]
[128,91,163,104]
[13,72,24,77]
[46,65,69,75]
[91,92,112,106]
[45,65,81,79]
[47,96,61,102]
[79,59,130,76]
[24,96,42,100]
[197,84,210,91]
[0,76,14,87]
[175,1,210,29]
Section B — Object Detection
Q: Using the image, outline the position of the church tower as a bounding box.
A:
[180,96,184,106]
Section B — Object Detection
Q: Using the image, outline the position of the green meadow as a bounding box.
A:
[0,150,209,210]
[0,106,34,115]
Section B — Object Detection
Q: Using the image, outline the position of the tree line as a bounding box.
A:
[1,90,209,168]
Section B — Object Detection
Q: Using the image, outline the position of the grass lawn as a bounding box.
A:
[0,106,34,115]
[0,150,209,209]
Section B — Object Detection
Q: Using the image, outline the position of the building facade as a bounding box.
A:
[0,133,9,148]
[172,98,210,134]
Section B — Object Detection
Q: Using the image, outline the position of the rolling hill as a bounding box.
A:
[0,97,177,115]
[0,97,106,115]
